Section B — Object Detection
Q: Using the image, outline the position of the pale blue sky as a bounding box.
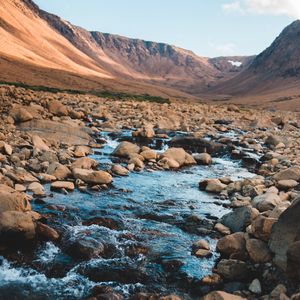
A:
[34,0,296,57]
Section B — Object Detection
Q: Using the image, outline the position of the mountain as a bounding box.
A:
[0,0,253,99]
[208,20,300,110]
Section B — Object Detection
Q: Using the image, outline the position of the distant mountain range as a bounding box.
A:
[0,0,299,109]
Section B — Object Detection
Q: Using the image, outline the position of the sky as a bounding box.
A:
[34,0,299,58]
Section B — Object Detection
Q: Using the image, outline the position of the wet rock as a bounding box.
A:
[215,223,231,235]
[194,153,212,165]
[83,216,125,230]
[36,222,59,241]
[216,259,249,281]
[169,136,227,155]
[160,148,196,168]
[72,168,112,185]
[140,149,157,161]
[220,206,257,233]
[79,259,148,284]
[199,179,227,193]
[193,239,210,251]
[202,291,246,300]
[0,211,36,242]
[195,249,212,258]
[217,232,246,258]
[269,197,300,271]
[111,164,129,176]
[112,141,140,158]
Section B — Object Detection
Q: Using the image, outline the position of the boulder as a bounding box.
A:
[133,124,155,139]
[202,291,246,300]
[140,149,157,161]
[0,141,13,156]
[269,197,300,270]
[216,259,249,281]
[286,241,300,280]
[0,191,31,213]
[48,100,68,116]
[71,157,98,170]
[157,157,180,169]
[27,182,45,196]
[36,222,59,241]
[194,153,212,165]
[74,146,91,158]
[246,238,272,263]
[220,206,256,233]
[200,179,227,193]
[19,120,92,145]
[47,162,71,180]
[169,136,227,155]
[161,148,196,167]
[251,216,277,242]
[277,180,298,190]
[112,142,140,158]
[51,181,75,191]
[273,167,300,182]
[73,168,113,185]
[10,107,33,123]
[111,165,129,176]
[252,192,281,212]
[216,232,246,257]
[0,211,36,241]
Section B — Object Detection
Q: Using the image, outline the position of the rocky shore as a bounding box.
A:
[0,84,299,299]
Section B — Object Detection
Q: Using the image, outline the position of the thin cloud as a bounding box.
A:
[222,0,300,19]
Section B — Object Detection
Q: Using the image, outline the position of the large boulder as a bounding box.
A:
[112,142,140,158]
[72,168,112,185]
[0,211,36,242]
[252,192,281,212]
[0,191,31,213]
[216,232,246,258]
[169,136,228,155]
[246,238,272,263]
[273,167,300,182]
[286,241,300,280]
[269,197,300,271]
[19,120,92,145]
[161,148,196,168]
[220,206,256,233]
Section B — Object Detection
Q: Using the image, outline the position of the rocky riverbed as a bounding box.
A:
[0,85,299,300]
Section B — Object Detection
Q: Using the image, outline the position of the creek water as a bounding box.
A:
[0,131,255,300]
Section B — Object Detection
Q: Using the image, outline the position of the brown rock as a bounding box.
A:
[72,168,113,185]
[202,291,246,300]
[246,238,272,263]
[0,191,31,213]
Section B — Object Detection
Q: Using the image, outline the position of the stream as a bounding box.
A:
[0,130,255,300]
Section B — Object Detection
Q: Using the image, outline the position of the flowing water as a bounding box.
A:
[0,131,255,300]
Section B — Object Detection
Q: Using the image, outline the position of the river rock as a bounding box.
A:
[269,197,300,271]
[194,153,212,165]
[202,291,246,300]
[215,223,231,235]
[252,192,281,212]
[0,211,36,241]
[27,182,45,196]
[73,168,113,185]
[245,238,272,263]
[140,149,157,161]
[47,162,71,180]
[216,232,246,258]
[220,206,256,233]
[273,166,300,182]
[36,222,59,241]
[0,191,31,212]
[161,148,196,167]
[71,157,98,170]
[51,181,75,191]
[216,259,249,281]
[200,179,227,193]
[112,141,140,158]
[277,180,298,190]
[111,164,129,176]
[48,100,69,116]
